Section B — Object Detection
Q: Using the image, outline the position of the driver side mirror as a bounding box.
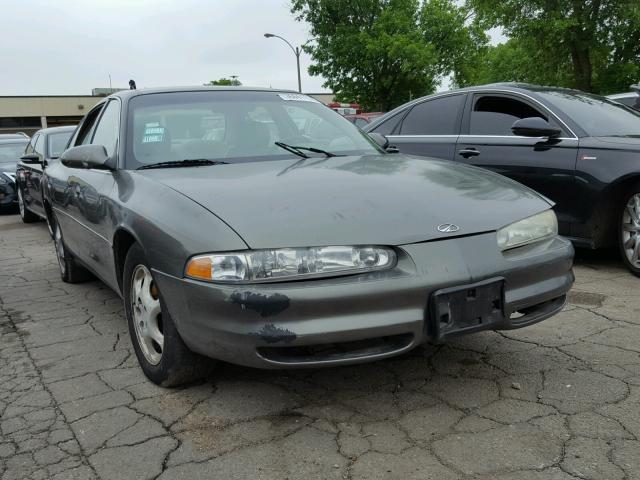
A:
[511,117,562,138]
[368,132,399,153]
[60,145,115,170]
[20,153,41,164]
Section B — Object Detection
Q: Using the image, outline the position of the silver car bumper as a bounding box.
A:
[153,233,574,369]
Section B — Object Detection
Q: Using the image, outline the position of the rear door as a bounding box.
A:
[456,92,579,235]
[384,94,467,160]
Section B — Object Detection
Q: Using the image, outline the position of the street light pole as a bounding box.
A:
[264,33,302,93]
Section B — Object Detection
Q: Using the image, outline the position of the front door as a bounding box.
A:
[456,92,579,236]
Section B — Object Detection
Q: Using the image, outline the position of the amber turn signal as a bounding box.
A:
[185,256,213,280]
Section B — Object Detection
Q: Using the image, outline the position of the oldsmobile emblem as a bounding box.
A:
[438,224,460,233]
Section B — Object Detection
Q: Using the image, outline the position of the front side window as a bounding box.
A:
[541,91,640,137]
[126,91,380,169]
[24,135,37,155]
[48,131,74,159]
[34,134,45,157]
[91,101,120,157]
[470,95,547,136]
[74,104,105,146]
[399,95,465,135]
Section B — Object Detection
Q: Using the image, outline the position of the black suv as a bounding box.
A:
[365,83,640,274]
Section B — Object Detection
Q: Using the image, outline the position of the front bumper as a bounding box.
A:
[154,233,574,369]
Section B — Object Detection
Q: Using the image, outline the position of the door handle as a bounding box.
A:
[458,148,480,158]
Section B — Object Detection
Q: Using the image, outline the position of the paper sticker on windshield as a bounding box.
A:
[142,122,165,143]
[278,93,319,103]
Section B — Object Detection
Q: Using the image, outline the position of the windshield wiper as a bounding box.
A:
[137,159,229,170]
[275,141,340,158]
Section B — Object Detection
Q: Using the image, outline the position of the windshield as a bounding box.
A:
[0,142,27,164]
[540,91,640,137]
[125,91,381,169]
[48,131,73,158]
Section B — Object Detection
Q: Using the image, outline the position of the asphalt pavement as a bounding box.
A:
[1,212,638,480]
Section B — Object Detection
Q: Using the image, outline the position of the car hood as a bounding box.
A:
[139,155,552,248]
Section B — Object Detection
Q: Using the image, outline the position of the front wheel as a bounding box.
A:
[619,188,640,276]
[18,188,39,223]
[123,243,214,387]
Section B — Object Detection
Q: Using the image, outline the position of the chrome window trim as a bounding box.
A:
[390,88,580,140]
[387,134,578,142]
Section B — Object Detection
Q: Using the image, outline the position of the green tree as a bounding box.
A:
[470,37,572,86]
[291,0,484,111]
[468,0,640,93]
[204,77,242,86]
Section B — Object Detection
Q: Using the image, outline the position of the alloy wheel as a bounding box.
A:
[622,193,640,267]
[131,265,164,365]
[53,223,66,276]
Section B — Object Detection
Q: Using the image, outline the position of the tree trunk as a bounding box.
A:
[570,44,593,92]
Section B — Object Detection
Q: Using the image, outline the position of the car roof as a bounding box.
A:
[106,86,300,102]
[0,138,29,145]
[365,82,598,132]
[37,125,77,135]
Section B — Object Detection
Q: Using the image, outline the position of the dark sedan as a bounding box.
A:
[0,137,29,211]
[16,126,75,226]
[365,83,640,275]
[43,87,573,386]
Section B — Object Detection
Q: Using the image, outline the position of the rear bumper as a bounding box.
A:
[153,233,574,369]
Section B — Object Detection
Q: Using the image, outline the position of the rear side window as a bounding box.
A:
[371,110,405,135]
[470,96,547,136]
[48,131,74,158]
[399,95,465,135]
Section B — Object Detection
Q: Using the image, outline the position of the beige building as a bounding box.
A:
[0,90,335,137]
[0,95,102,136]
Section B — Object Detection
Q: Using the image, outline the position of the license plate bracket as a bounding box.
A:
[429,278,506,343]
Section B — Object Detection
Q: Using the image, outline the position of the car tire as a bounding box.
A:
[123,243,215,387]
[619,184,640,276]
[18,188,39,223]
[52,215,93,283]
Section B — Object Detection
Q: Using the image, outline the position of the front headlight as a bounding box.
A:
[497,210,558,251]
[185,245,397,283]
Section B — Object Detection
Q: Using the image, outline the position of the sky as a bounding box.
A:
[1,0,505,97]
[1,0,325,95]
